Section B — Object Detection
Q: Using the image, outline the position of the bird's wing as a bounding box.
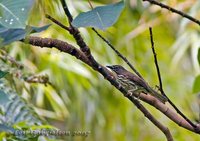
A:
[126,71,150,90]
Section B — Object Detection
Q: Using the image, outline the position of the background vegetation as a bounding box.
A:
[1,0,200,140]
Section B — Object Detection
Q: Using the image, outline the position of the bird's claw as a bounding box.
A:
[127,90,141,99]
[127,91,133,97]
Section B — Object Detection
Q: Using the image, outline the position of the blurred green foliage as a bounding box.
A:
[1,0,200,140]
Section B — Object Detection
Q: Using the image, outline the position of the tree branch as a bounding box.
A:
[21,1,200,139]
[24,36,173,140]
[138,93,200,133]
[57,3,174,138]
[23,36,200,134]
[143,0,200,26]
[22,37,91,66]
[129,97,173,141]
[60,0,73,22]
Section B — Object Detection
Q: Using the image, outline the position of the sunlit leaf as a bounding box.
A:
[0,0,35,29]
[72,1,124,30]
[193,75,200,94]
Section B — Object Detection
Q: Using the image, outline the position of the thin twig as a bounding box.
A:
[87,2,143,79]
[88,0,94,9]
[60,0,73,22]
[86,1,144,79]
[45,14,70,31]
[45,14,90,56]
[149,27,197,129]
[24,74,51,86]
[59,2,100,67]
[47,5,92,58]
[92,28,144,79]
[143,0,200,26]
[149,27,163,92]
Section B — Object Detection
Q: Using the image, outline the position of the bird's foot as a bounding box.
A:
[127,91,133,97]
[127,90,141,100]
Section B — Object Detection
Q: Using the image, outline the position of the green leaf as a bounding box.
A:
[0,70,8,79]
[193,75,200,93]
[0,124,15,133]
[72,1,124,30]
[0,24,50,47]
[198,48,200,66]
[0,0,35,29]
[0,90,9,106]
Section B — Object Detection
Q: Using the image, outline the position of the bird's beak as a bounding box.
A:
[106,65,114,72]
[106,65,113,69]
[106,65,117,77]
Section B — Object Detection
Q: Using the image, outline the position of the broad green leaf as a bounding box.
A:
[198,48,200,66]
[72,1,124,30]
[193,75,200,94]
[0,90,9,106]
[0,70,8,79]
[0,0,35,29]
[0,24,50,47]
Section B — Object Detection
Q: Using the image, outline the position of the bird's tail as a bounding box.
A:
[148,88,168,103]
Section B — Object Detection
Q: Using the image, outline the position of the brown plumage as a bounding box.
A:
[107,65,167,103]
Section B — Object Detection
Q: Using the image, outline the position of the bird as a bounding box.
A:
[106,65,167,103]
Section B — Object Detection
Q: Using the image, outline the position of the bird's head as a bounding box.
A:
[106,65,126,75]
